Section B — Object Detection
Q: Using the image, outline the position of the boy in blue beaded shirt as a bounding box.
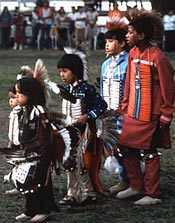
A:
[100,11,130,194]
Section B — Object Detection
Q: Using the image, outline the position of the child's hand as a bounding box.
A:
[7,141,12,149]
[75,114,88,125]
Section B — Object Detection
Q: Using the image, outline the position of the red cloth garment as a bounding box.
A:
[144,156,160,198]
[13,14,26,44]
[84,139,104,194]
[119,114,158,149]
[119,46,175,149]
[122,148,144,191]
[151,122,171,149]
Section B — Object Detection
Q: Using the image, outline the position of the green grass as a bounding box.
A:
[0,49,175,223]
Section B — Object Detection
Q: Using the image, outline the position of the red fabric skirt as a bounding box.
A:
[118,114,171,149]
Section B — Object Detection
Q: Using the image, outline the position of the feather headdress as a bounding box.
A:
[96,110,120,155]
[33,59,49,80]
[125,8,164,44]
[17,59,49,82]
[106,9,128,31]
[17,59,51,100]
[16,65,33,80]
[63,47,89,81]
[33,59,50,97]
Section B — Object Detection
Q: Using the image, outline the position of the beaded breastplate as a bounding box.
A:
[128,56,152,122]
[102,60,123,110]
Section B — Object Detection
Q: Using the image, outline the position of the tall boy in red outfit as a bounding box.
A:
[116,8,175,205]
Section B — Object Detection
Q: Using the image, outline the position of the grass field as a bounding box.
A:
[0,49,175,223]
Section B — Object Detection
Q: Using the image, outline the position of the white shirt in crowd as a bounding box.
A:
[163,12,175,31]
[74,11,87,29]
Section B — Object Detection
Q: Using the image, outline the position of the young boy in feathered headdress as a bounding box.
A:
[56,48,107,205]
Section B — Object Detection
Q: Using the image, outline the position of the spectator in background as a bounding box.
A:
[83,0,95,12]
[94,0,102,11]
[108,2,120,15]
[55,7,70,49]
[31,6,41,48]
[13,6,19,19]
[50,24,58,50]
[38,0,54,50]
[86,5,98,50]
[13,11,26,50]
[50,7,58,50]
[0,6,12,50]
[36,0,43,7]
[68,6,77,47]
[108,0,116,10]
[74,6,87,49]
[163,9,175,52]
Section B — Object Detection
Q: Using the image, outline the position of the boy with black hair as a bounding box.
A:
[116,8,175,205]
[57,49,107,205]
[100,10,130,194]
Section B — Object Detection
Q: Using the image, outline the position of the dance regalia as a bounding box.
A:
[118,46,175,149]
[116,46,175,199]
[62,80,107,153]
[61,80,107,194]
[8,105,22,149]
[99,51,128,157]
[62,80,107,121]
[100,51,128,111]
[7,105,53,193]
[7,104,79,193]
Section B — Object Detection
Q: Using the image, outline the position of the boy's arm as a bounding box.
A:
[85,84,107,120]
[44,79,76,103]
[157,57,175,124]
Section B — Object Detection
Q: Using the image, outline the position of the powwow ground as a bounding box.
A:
[0,49,175,223]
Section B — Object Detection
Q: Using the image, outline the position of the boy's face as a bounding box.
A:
[58,68,78,84]
[8,92,18,108]
[105,38,124,57]
[126,25,140,48]
[15,85,28,106]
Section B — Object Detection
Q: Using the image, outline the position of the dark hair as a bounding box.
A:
[43,0,49,4]
[16,76,46,106]
[104,29,129,51]
[57,54,84,80]
[105,29,127,41]
[88,5,95,11]
[8,83,16,94]
[3,6,9,13]
[129,18,154,42]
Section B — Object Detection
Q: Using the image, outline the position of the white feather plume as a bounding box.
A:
[20,65,33,75]
[33,59,49,80]
[33,59,52,102]
[17,65,34,80]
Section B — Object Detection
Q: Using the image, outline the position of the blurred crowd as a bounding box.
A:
[0,0,175,52]
[0,0,104,51]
